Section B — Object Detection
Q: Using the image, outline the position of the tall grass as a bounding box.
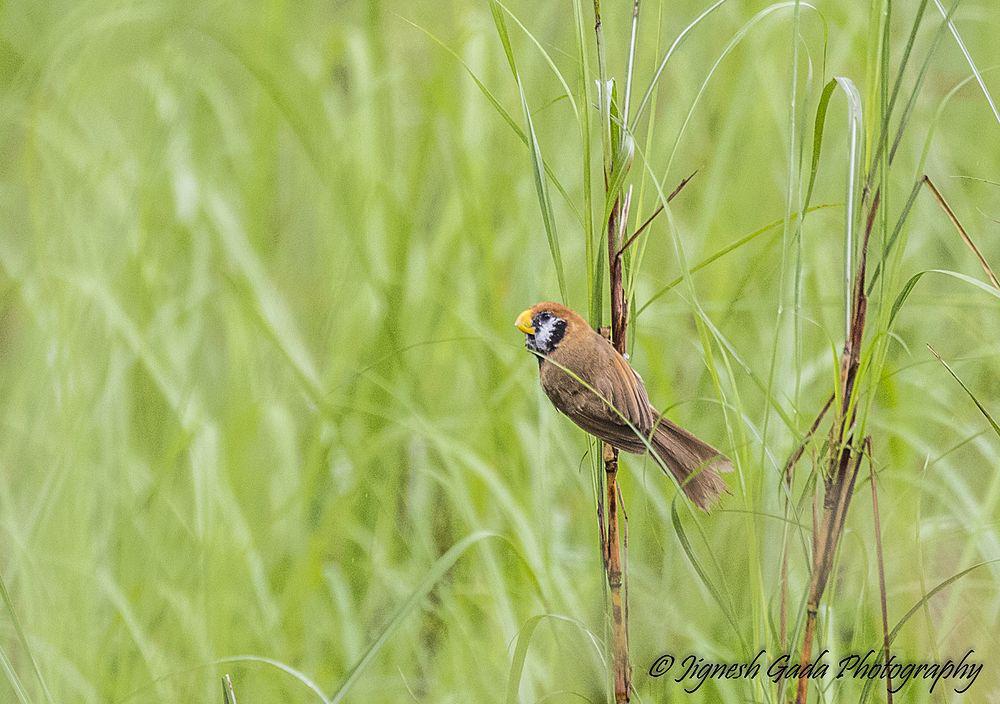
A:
[0,0,998,702]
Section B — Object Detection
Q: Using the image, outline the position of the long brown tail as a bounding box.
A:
[649,416,732,511]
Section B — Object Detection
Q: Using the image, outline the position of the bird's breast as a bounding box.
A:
[538,353,594,413]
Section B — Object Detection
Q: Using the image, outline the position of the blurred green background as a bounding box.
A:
[1,0,999,702]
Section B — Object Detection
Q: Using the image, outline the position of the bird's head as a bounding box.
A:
[514,302,587,357]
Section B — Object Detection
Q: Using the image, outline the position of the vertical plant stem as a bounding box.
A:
[602,186,633,702]
[593,0,610,171]
[779,393,834,648]
[622,0,641,128]
[795,446,864,704]
[592,2,642,699]
[868,439,893,704]
[794,159,879,703]
[603,441,630,703]
[222,674,238,704]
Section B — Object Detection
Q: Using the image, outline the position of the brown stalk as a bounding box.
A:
[603,441,629,703]
[591,0,699,698]
[594,2,634,686]
[795,441,866,704]
[779,393,834,648]
[923,175,1000,289]
[592,2,630,697]
[594,0,638,692]
[617,170,699,256]
[793,190,880,704]
[602,182,633,702]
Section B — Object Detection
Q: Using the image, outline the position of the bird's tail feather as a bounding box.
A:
[649,417,732,511]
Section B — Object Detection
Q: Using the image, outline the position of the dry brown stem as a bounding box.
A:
[793,189,880,704]
[603,185,632,703]
[618,170,699,256]
[779,393,834,647]
[923,175,1000,289]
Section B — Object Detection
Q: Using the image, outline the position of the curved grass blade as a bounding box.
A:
[114,655,329,704]
[859,559,1000,703]
[399,16,583,231]
[493,0,580,124]
[916,68,1000,172]
[630,0,730,130]
[330,531,504,704]
[505,614,606,704]
[888,268,1000,330]
[662,2,825,179]
[670,501,746,650]
[532,692,599,703]
[216,656,330,703]
[637,204,840,315]
[831,75,864,339]
[803,80,838,211]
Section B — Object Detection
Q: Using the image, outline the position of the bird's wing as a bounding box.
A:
[607,348,655,433]
[545,342,655,452]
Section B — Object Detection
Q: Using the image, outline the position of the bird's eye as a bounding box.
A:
[539,312,551,321]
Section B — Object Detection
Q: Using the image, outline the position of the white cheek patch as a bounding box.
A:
[533,318,555,352]
[531,316,567,354]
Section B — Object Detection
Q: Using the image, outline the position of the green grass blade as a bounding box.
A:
[572,0,597,325]
[803,79,838,210]
[670,501,746,650]
[505,614,606,704]
[888,268,1000,330]
[493,0,580,124]
[0,571,54,704]
[630,0,730,130]
[330,532,503,704]
[489,1,568,300]
[928,347,1000,439]
[571,0,597,324]
[215,656,330,704]
[867,176,924,293]
[932,0,1000,124]
[0,647,33,704]
[858,559,1000,703]
[638,204,840,315]
[831,75,865,339]
[887,0,962,163]
[661,2,825,179]
[400,16,583,229]
[860,0,929,194]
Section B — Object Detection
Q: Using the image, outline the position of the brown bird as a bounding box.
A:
[515,302,731,510]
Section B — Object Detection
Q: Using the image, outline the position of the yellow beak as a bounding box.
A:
[515,309,535,335]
